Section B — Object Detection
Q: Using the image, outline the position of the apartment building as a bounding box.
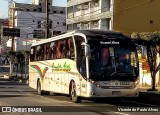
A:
[8,0,66,51]
[0,19,9,55]
[113,0,160,35]
[66,0,113,31]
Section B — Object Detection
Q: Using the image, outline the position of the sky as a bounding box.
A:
[0,0,67,19]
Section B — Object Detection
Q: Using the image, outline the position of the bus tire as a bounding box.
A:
[43,91,50,95]
[37,80,50,95]
[70,80,81,103]
[37,80,43,95]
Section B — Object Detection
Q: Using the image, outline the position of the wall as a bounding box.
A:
[113,0,160,35]
[14,11,66,51]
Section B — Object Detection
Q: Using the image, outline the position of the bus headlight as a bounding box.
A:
[87,79,101,87]
[88,79,94,83]
[133,80,139,88]
[94,82,101,87]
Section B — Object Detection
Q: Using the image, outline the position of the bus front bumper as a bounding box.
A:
[87,87,139,98]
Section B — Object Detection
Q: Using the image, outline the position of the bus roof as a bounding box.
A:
[31,29,125,47]
[75,29,123,36]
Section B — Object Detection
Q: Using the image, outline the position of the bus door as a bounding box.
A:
[75,36,87,95]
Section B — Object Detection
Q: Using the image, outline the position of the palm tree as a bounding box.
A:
[15,51,24,77]
[22,50,30,78]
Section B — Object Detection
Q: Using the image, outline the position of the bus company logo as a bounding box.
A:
[31,65,49,81]
[52,62,71,72]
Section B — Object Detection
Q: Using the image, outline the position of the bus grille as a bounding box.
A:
[101,86,133,89]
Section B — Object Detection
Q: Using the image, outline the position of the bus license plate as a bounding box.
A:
[112,91,121,95]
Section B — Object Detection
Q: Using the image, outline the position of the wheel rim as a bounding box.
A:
[71,82,76,100]
[38,82,41,94]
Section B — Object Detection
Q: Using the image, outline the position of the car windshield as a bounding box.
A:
[89,40,139,81]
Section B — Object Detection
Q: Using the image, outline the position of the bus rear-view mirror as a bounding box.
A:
[81,42,91,58]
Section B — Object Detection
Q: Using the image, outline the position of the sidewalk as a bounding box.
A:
[0,72,29,84]
[139,86,160,92]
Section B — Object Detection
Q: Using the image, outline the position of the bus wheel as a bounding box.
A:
[37,80,42,95]
[43,91,50,95]
[37,80,50,95]
[70,81,81,103]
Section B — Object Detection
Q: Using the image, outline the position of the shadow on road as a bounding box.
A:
[0,95,30,98]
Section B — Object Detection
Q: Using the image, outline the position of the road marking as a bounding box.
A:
[121,100,158,107]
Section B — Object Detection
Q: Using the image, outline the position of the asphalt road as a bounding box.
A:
[0,78,160,115]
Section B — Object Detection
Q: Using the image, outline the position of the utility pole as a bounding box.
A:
[45,0,49,39]
[10,0,14,51]
[24,34,28,79]
[10,0,15,74]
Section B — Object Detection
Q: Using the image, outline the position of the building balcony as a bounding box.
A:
[67,0,92,7]
[66,11,112,24]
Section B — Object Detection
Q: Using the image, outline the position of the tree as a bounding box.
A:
[22,50,30,63]
[131,32,160,91]
[22,50,30,78]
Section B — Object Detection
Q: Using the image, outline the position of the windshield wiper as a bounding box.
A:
[111,72,134,76]
[111,72,123,76]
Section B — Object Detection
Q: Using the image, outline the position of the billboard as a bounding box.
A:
[23,40,37,45]
[2,27,20,37]
[33,30,45,38]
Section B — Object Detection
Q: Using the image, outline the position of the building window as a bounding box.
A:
[63,22,66,26]
[26,9,29,11]
[57,22,59,24]
[60,11,63,14]
[38,8,42,12]
[49,21,52,29]
[33,9,37,11]
[82,3,89,10]
[48,3,51,5]
[53,11,57,13]
[38,21,41,28]
[53,31,61,35]
[93,1,99,7]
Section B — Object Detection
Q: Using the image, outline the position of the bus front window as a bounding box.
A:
[89,47,138,81]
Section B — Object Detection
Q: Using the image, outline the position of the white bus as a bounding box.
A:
[29,29,139,103]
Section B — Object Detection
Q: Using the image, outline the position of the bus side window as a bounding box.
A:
[52,42,57,59]
[41,45,44,61]
[44,44,47,60]
[66,38,75,60]
[49,41,56,60]
[30,47,35,62]
[36,45,41,61]
[45,43,49,60]
[34,46,37,61]
[56,41,61,59]
[61,40,67,58]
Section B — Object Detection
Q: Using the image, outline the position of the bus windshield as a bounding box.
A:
[89,40,139,81]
